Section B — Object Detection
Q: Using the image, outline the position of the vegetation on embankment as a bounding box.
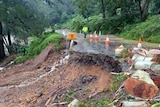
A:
[61,15,127,34]
[119,15,160,43]
[61,14,160,44]
[14,32,63,63]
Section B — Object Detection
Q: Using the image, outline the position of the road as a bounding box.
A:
[56,29,159,52]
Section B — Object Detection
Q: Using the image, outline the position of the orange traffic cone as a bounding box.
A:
[90,34,93,42]
[94,34,98,43]
[137,38,142,48]
[105,35,110,46]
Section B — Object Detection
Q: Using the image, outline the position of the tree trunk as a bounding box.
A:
[24,38,28,45]
[7,29,12,46]
[100,0,106,19]
[138,0,151,21]
[0,22,5,61]
[142,0,151,21]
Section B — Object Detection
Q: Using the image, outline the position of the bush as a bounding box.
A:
[17,45,29,56]
[61,14,130,35]
[14,56,29,64]
[27,33,63,57]
[14,32,63,63]
[7,43,19,54]
[120,15,160,43]
[62,15,86,32]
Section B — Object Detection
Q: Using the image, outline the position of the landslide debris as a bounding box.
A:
[69,51,122,72]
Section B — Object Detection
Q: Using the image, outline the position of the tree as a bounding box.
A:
[137,0,151,21]
[0,22,5,61]
[151,0,160,14]
[0,0,49,59]
[0,1,6,60]
[71,0,105,18]
[42,0,75,24]
[100,0,106,19]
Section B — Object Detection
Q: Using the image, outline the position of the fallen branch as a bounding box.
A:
[51,102,68,105]
[42,86,64,106]
[113,82,125,100]
[88,92,98,99]
[45,97,52,106]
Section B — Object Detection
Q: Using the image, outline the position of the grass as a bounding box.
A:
[78,98,112,107]
[14,32,63,63]
[119,15,160,44]
[108,74,128,92]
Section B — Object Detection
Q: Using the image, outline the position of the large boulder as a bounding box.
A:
[124,78,159,98]
[124,70,159,98]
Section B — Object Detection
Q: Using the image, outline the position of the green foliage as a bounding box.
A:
[65,90,75,103]
[17,45,29,56]
[62,15,129,34]
[151,102,160,107]
[100,15,128,34]
[14,56,29,64]
[71,0,100,18]
[28,33,63,57]
[86,15,103,33]
[120,15,160,43]
[14,33,63,63]
[78,97,112,107]
[108,74,127,92]
[151,0,160,14]
[6,43,19,54]
[65,90,112,107]
[67,0,142,34]
[61,15,85,32]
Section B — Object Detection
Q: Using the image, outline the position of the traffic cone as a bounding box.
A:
[137,38,142,48]
[94,34,98,43]
[105,35,110,46]
[90,33,93,42]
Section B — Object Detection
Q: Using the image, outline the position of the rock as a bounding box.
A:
[0,99,5,103]
[121,101,149,107]
[124,78,159,98]
[68,99,79,107]
[114,45,124,57]
[131,70,156,86]
[152,76,160,88]
[0,67,4,71]
[81,75,97,84]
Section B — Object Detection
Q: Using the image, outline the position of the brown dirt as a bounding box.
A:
[0,39,114,107]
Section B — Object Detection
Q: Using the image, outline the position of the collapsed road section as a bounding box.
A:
[69,51,122,73]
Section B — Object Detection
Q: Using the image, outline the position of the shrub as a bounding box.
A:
[120,15,160,43]
[27,33,63,57]
[108,74,128,92]
[14,32,63,63]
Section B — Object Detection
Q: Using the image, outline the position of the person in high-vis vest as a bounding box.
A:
[82,26,88,38]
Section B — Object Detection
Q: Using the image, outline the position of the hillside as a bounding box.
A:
[0,37,121,107]
[120,15,160,43]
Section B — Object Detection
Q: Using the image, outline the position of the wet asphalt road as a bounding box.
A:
[71,33,125,58]
[59,30,131,71]
[56,30,130,58]
[70,35,130,72]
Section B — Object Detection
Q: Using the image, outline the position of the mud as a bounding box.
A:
[0,38,123,107]
[69,51,122,72]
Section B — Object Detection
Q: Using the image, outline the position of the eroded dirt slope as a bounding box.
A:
[0,39,120,107]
